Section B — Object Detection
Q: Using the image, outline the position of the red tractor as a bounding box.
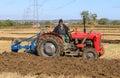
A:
[36,16,104,58]
[11,16,104,58]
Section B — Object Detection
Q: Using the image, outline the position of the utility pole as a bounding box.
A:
[33,0,39,26]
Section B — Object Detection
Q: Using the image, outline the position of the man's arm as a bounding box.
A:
[53,26,58,34]
[64,24,69,32]
[66,26,70,31]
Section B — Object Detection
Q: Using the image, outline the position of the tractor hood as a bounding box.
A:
[71,32,102,40]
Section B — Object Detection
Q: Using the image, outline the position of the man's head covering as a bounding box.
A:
[59,19,63,23]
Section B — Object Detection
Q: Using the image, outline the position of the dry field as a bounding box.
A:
[0,27,120,78]
[0,27,120,56]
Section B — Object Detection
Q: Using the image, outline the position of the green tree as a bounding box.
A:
[91,14,97,22]
[0,21,6,26]
[81,11,90,24]
[98,18,109,25]
[88,14,98,25]
[5,19,14,26]
[0,21,3,26]
[111,20,120,25]
[4,19,14,26]
[80,11,98,25]
[0,19,15,27]
[81,11,89,17]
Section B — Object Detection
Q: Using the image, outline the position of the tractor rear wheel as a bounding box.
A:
[83,48,98,59]
[37,35,64,57]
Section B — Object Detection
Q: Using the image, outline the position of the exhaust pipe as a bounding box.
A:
[83,16,86,33]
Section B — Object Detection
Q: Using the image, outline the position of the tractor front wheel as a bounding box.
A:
[37,35,63,57]
[83,48,98,59]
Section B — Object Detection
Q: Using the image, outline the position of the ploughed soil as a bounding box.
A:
[0,52,120,78]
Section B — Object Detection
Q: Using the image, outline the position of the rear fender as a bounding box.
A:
[40,32,63,42]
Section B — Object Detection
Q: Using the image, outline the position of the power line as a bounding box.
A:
[40,0,49,7]
[49,0,77,10]
[33,0,39,25]
[23,0,77,23]
[32,0,48,25]
[23,7,31,22]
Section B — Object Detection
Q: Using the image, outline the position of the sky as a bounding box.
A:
[0,0,120,20]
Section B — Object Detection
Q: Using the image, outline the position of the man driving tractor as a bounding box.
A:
[53,19,69,35]
[53,19,70,43]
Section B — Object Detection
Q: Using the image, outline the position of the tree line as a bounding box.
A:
[0,11,120,27]
[80,11,120,25]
